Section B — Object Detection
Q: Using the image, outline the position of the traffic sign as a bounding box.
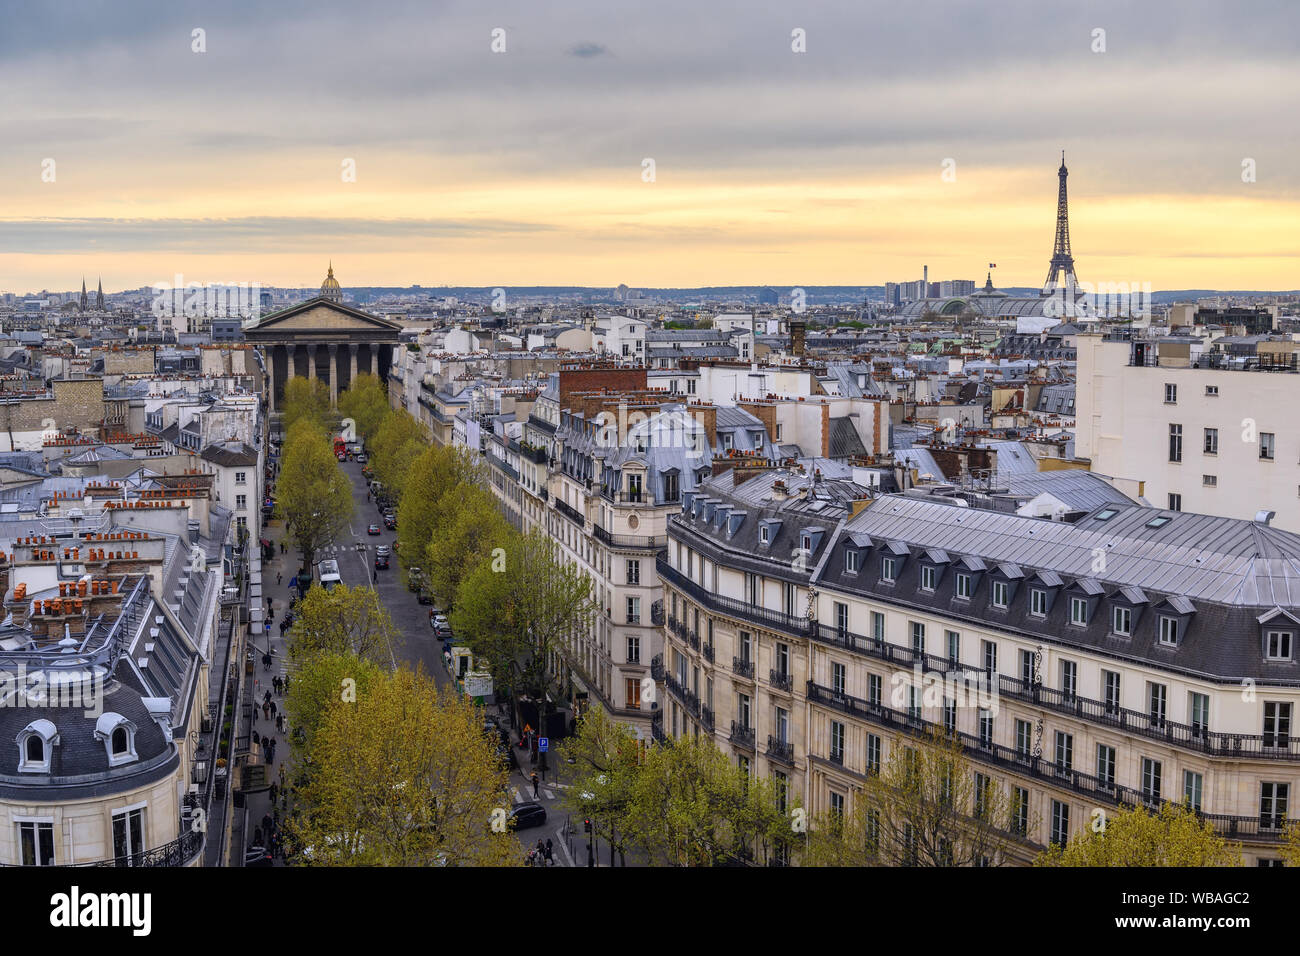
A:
[538,737,549,753]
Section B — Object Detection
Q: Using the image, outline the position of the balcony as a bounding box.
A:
[730,721,756,750]
[554,498,586,528]
[665,673,700,717]
[658,557,811,637]
[766,735,795,765]
[702,706,716,732]
[804,681,1287,843]
[592,524,666,550]
[733,657,755,679]
[687,630,700,651]
[515,441,550,465]
[769,669,794,693]
[650,654,665,681]
[651,603,665,626]
[0,828,206,868]
[702,643,714,663]
[808,624,1300,763]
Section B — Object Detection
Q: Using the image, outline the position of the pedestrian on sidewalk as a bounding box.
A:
[268,738,277,764]
[531,771,539,798]
[262,812,272,836]
[277,713,286,734]
[263,701,270,720]
[261,734,270,753]
[544,839,553,866]
[270,782,278,806]
[253,827,263,848]
[270,700,277,720]
[277,572,282,585]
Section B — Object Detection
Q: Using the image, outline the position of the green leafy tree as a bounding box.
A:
[281,377,334,435]
[276,421,353,569]
[288,583,397,665]
[396,443,488,577]
[284,650,385,767]
[287,667,522,867]
[450,529,592,725]
[337,372,389,442]
[557,708,643,866]
[622,734,793,866]
[1035,802,1243,867]
[370,409,428,502]
[423,484,510,610]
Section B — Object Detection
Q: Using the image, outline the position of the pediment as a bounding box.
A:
[245,298,402,336]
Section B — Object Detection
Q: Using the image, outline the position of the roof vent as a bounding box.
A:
[1255,510,1276,526]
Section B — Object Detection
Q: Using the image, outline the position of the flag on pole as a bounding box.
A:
[989,263,996,268]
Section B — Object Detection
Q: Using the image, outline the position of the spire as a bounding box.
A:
[1042,151,1080,296]
[79,277,88,312]
[96,277,105,311]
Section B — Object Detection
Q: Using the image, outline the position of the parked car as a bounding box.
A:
[509,803,547,831]
[244,845,274,867]
[384,514,397,530]
[337,452,347,463]
[355,453,368,464]
[431,614,451,637]
[375,545,390,569]
[367,523,381,535]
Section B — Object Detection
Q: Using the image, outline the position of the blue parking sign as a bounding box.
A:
[538,737,548,753]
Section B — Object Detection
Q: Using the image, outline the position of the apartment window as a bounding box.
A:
[1020,649,1034,684]
[1266,630,1293,661]
[845,549,860,574]
[1203,427,1218,454]
[1168,424,1183,462]
[871,612,885,643]
[235,471,247,484]
[1030,588,1047,617]
[112,808,146,865]
[908,685,921,719]
[920,565,936,591]
[910,621,925,655]
[1164,383,1177,404]
[1148,682,1167,728]
[18,821,54,866]
[1168,493,1182,512]
[1054,731,1073,773]
[737,693,751,728]
[974,772,991,819]
[829,720,845,763]
[235,494,247,510]
[1264,702,1291,749]
[867,674,882,707]
[1159,616,1179,647]
[663,473,679,502]
[626,635,640,664]
[991,580,1009,609]
[744,573,760,606]
[739,631,752,664]
[759,525,769,545]
[1261,782,1289,829]
[829,790,847,818]
[1060,659,1077,701]
[955,572,972,599]
[1012,787,1029,836]
[626,559,640,586]
[775,707,790,744]
[1096,744,1116,787]
[1050,800,1070,848]
[626,596,640,624]
[1069,597,1088,626]
[783,582,796,615]
[946,630,961,664]
[978,708,993,747]
[775,642,790,678]
[1141,758,1162,801]
[1183,771,1203,812]
[864,809,880,854]
[881,557,898,583]
[1112,605,1132,636]
[1015,719,1032,757]
[1189,692,1209,736]
[1261,432,1276,460]
[981,639,996,676]
[942,697,956,734]
[834,602,849,637]
[866,733,881,775]
[773,771,788,815]
[831,662,846,697]
[1103,670,1121,714]
[1203,474,1217,487]
[625,678,640,710]
[775,423,783,441]
[1205,384,1219,396]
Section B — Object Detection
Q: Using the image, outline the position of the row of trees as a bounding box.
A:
[275,380,353,571]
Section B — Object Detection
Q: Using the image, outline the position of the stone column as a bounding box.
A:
[328,344,339,405]
[307,344,317,382]
[267,345,278,411]
[349,343,358,387]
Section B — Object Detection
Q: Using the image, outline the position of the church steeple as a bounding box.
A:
[96,278,104,311]
[79,277,88,312]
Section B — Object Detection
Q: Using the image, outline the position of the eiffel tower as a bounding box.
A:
[1041,151,1080,296]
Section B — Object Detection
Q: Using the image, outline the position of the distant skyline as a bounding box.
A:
[3,0,1299,292]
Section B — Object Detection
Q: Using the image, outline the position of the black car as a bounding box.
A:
[244,845,274,867]
[509,803,547,831]
[375,545,390,569]
[367,523,381,535]
[383,514,396,530]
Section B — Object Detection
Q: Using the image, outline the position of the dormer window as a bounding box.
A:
[1112,605,1132,636]
[1030,588,1048,617]
[845,549,860,574]
[17,719,59,773]
[955,573,972,600]
[95,713,138,768]
[1266,630,1293,661]
[920,565,936,592]
[881,557,898,583]
[759,525,770,546]
[991,580,1009,609]
[1159,617,1179,647]
[1069,597,1089,626]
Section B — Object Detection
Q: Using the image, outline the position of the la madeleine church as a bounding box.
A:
[243,264,402,409]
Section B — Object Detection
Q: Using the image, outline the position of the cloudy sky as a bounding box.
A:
[2,0,1298,293]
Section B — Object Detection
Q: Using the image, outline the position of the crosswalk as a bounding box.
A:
[509,780,569,804]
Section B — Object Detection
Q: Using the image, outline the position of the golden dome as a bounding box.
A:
[320,261,343,302]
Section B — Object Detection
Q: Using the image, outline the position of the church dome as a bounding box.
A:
[320,262,343,302]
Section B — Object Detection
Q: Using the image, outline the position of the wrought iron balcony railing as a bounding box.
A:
[766,735,795,765]
[733,657,755,679]
[730,721,756,749]
[770,669,794,692]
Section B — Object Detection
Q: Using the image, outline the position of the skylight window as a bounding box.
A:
[1145,515,1172,529]
[1094,508,1118,521]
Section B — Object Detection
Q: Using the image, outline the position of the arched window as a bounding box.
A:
[26,736,43,763]
[17,719,59,773]
[95,712,138,767]
[111,727,129,755]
